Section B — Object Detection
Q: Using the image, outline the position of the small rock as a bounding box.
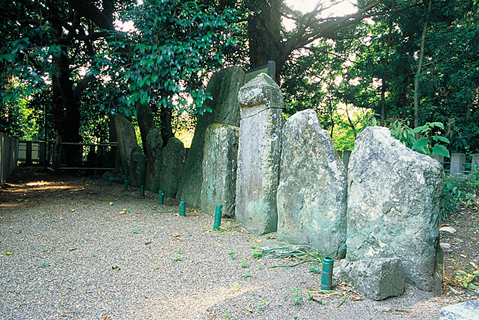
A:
[440,243,452,249]
[440,226,457,234]
[374,306,392,312]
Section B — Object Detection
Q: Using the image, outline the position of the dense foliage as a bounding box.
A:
[90,0,239,117]
[336,0,479,152]
[1,0,478,157]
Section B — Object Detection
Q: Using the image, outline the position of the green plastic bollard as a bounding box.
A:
[213,204,222,231]
[124,180,128,191]
[180,201,186,216]
[140,186,145,197]
[108,177,113,186]
[158,190,164,205]
[320,257,334,290]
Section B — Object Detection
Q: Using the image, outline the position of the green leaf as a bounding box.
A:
[411,126,423,134]
[431,144,450,157]
[430,122,445,129]
[412,138,429,151]
[433,136,450,144]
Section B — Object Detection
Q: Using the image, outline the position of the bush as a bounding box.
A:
[440,168,479,222]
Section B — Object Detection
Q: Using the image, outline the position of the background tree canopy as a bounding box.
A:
[1,0,478,161]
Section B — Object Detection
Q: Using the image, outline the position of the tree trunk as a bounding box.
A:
[51,49,82,165]
[380,0,395,126]
[414,0,432,128]
[247,0,282,69]
[136,103,156,149]
[159,106,174,145]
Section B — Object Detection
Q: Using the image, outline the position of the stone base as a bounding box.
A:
[340,258,405,300]
[440,300,479,320]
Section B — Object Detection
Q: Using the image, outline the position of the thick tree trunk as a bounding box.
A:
[159,107,174,145]
[51,50,82,165]
[136,103,156,149]
[380,0,395,126]
[414,0,433,128]
[247,0,282,69]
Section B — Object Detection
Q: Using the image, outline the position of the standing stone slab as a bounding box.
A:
[114,114,139,167]
[159,137,185,198]
[201,124,239,217]
[128,145,147,187]
[145,128,163,192]
[277,109,347,258]
[340,258,405,300]
[345,126,444,293]
[235,73,283,235]
[176,66,245,208]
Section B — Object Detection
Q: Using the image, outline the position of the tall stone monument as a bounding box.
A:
[176,66,245,208]
[159,137,185,198]
[235,73,283,235]
[343,126,444,295]
[276,109,347,258]
[201,124,239,217]
[114,113,139,168]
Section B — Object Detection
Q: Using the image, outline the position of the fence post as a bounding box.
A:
[450,153,466,175]
[432,154,444,166]
[472,153,479,171]
[343,150,352,169]
[54,135,61,172]
[26,141,32,166]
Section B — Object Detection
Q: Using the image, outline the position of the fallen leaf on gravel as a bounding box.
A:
[68,248,77,251]
[112,266,120,271]
[171,234,183,241]
[308,294,324,304]
[103,315,111,320]
[61,314,73,318]
[145,242,152,245]
[16,231,21,234]
[350,297,363,301]
[135,212,142,214]
[245,306,253,313]
[5,251,12,255]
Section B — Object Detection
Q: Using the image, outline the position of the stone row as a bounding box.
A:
[199,72,443,301]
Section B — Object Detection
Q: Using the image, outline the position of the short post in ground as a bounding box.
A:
[180,201,186,216]
[320,257,334,290]
[158,190,163,205]
[213,204,223,231]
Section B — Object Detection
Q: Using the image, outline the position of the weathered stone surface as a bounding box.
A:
[128,145,147,187]
[201,124,239,217]
[159,137,185,198]
[440,300,479,320]
[114,114,138,167]
[145,128,163,192]
[340,258,405,300]
[346,126,444,293]
[277,109,347,258]
[235,73,283,235]
[176,66,245,207]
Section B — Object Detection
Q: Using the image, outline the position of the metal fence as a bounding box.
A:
[0,133,19,187]
[337,149,478,176]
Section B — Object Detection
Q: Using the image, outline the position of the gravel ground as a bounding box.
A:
[0,168,464,319]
